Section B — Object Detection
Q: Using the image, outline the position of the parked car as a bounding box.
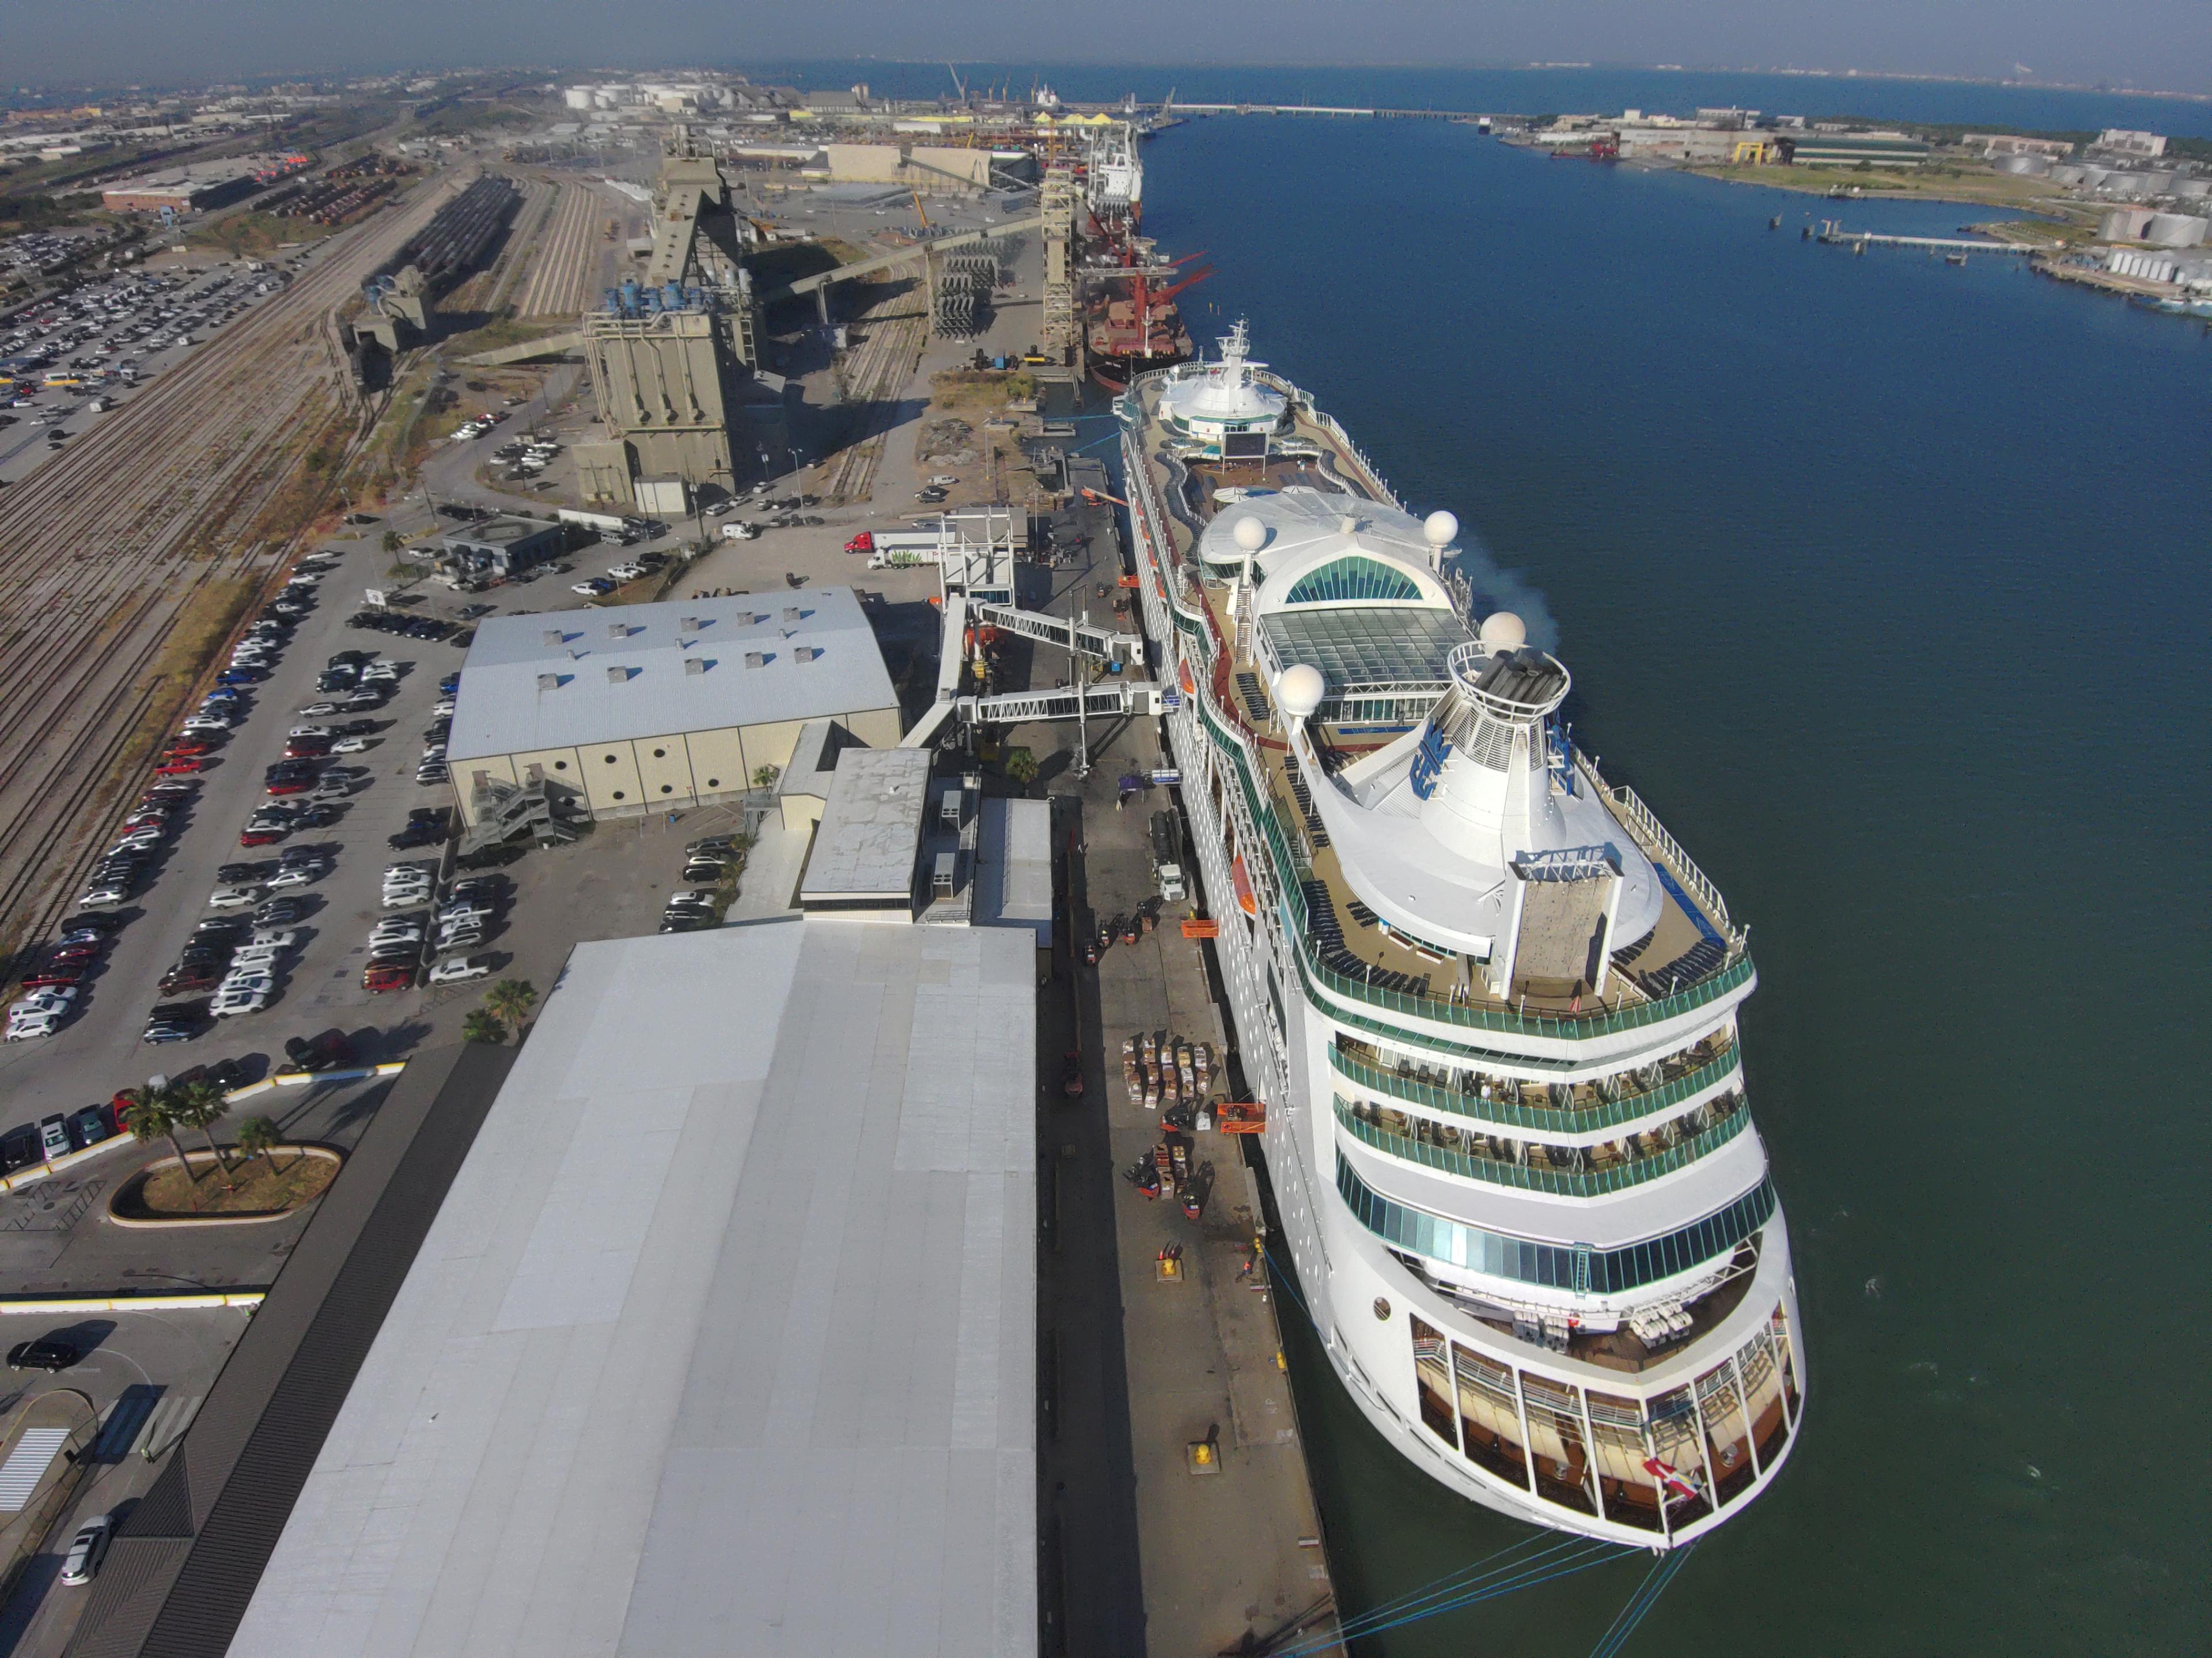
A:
[283,1031,351,1073]
[6,1339,80,1373]
[59,1513,115,1588]
[206,885,262,909]
[426,954,494,984]
[363,963,414,993]
[210,983,272,1017]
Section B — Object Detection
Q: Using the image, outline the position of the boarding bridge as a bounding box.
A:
[972,602,1145,665]
[961,682,1161,724]
[902,679,1162,749]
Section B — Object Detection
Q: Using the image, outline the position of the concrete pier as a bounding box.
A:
[1032,488,1342,1657]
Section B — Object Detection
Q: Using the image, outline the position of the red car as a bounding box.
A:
[163,737,214,757]
[282,740,331,760]
[159,968,220,995]
[263,778,312,796]
[238,828,286,847]
[362,964,414,993]
[18,971,82,990]
[154,758,202,775]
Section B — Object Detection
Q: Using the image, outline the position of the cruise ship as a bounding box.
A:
[1117,324,1803,1546]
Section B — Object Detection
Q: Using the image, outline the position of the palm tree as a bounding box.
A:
[234,1115,282,1176]
[751,763,781,792]
[1003,746,1039,792]
[170,1079,232,1179]
[119,1085,189,1173]
[483,979,537,1041]
[461,1009,507,1044]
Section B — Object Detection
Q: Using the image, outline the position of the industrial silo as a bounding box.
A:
[2143,213,2209,248]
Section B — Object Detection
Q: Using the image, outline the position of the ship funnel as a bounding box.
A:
[1412,640,1571,866]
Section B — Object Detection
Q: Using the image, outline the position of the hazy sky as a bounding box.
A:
[5,0,2209,96]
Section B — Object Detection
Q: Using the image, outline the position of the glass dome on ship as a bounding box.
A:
[1117,323,1802,1545]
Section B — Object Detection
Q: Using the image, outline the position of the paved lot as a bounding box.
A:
[0,248,325,492]
[0,1303,250,1658]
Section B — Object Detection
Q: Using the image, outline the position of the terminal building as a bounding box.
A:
[66,919,1040,1658]
[438,513,565,580]
[446,591,902,823]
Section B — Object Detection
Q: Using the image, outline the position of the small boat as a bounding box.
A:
[1769,215,1782,229]
[1945,253,1969,266]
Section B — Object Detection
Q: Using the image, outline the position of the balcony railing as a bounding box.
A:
[1329,1044,1743,1135]
[1335,1095,1753,1198]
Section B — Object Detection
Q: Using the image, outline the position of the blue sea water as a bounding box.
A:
[1133,113,2212,1658]
[793,60,2212,1655]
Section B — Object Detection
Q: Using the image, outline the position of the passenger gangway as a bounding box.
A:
[972,602,1145,665]
[960,682,1161,724]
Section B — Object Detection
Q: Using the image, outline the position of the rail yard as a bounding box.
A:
[0,173,462,962]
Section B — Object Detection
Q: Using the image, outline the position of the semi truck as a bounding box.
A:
[844,529,948,569]
[558,508,628,536]
[1149,811,1187,904]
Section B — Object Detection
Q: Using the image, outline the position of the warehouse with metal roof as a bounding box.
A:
[224,919,1038,1658]
[446,589,903,822]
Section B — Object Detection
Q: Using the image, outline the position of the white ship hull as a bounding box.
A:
[1117,350,1805,1547]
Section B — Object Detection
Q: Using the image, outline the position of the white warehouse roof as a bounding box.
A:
[227,919,1038,1658]
[448,590,899,762]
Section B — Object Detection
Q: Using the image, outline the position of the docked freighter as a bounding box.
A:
[1118,323,1802,1545]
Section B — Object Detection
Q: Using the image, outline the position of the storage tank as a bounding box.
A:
[2101,206,2156,240]
[2173,177,2211,199]
[2048,164,2086,186]
[2143,214,2209,248]
[1993,154,2050,177]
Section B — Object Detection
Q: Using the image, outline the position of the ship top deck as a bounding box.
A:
[1127,364,1747,1028]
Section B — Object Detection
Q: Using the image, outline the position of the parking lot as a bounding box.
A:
[0,250,315,490]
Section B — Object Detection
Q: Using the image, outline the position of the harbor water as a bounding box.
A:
[774,58,2212,1653]
[1132,104,2211,1657]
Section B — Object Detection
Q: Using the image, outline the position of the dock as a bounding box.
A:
[1815,223,2038,254]
[1029,488,1342,1658]
[1078,800,1342,1658]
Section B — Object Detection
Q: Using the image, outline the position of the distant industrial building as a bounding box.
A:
[446,590,902,823]
[819,142,997,192]
[1783,132,1931,168]
[1969,134,2076,158]
[99,156,279,213]
[2096,129,2167,159]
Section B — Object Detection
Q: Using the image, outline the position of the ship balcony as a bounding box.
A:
[1328,1032,1741,1137]
[1405,1278,1802,1536]
[1334,1089,1752,1200]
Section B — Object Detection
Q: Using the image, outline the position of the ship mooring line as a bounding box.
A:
[1585,1539,1697,1658]
[1270,1536,1631,1658]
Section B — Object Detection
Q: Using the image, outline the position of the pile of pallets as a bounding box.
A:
[1122,1030,1213,1112]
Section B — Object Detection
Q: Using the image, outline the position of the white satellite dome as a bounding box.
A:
[1276,663,1326,720]
[1423,510,1459,548]
[1232,514,1268,553]
[1478,611,1528,653]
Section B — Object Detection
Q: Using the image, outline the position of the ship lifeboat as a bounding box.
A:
[1231,854,1258,917]
[1178,660,1197,699]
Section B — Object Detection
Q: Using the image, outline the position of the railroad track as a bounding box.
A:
[0,177,464,964]
[819,296,929,505]
[516,179,601,319]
